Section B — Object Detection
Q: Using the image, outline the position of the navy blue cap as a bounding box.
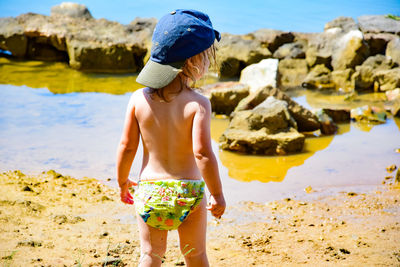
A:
[136,9,221,89]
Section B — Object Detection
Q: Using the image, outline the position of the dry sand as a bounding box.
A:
[0,170,399,266]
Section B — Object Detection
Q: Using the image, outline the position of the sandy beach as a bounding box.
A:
[1,170,399,266]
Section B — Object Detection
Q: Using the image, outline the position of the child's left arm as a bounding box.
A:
[116,93,140,204]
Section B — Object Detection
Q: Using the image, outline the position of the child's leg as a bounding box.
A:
[177,198,209,267]
[137,214,168,267]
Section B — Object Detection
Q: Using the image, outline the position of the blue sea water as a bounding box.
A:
[0,0,399,34]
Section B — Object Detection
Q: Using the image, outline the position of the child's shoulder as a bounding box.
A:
[185,88,211,105]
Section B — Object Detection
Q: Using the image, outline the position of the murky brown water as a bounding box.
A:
[1,58,399,203]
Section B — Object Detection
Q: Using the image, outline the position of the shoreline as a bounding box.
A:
[1,170,399,266]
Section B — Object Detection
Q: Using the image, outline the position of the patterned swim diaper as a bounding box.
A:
[133,179,205,230]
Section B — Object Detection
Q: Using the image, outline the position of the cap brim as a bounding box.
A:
[136,60,184,89]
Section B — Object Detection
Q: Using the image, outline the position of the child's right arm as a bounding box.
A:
[116,92,140,204]
[192,97,226,218]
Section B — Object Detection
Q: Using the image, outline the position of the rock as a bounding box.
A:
[305,45,332,69]
[324,16,358,32]
[200,82,249,115]
[22,185,33,192]
[0,17,28,58]
[278,58,309,88]
[364,33,396,56]
[220,97,304,155]
[67,39,146,72]
[53,214,68,224]
[273,41,306,59]
[352,55,397,91]
[358,15,400,35]
[50,2,93,19]
[352,66,375,91]
[239,58,278,93]
[386,37,400,65]
[331,69,354,92]
[331,30,370,70]
[0,11,151,72]
[127,17,157,32]
[229,97,296,134]
[219,127,305,155]
[102,257,122,266]
[247,29,295,53]
[235,86,320,132]
[360,54,398,70]
[350,105,387,123]
[127,17,157,63]
[386,88,400,101]
[321,109,351,123]
[302,64,335,90]
[389,97,400,117]
[314,109,338,135]
[216,33,271,78]
[305,28,347,69]
[375,68,400,91]
[17,240,42,247]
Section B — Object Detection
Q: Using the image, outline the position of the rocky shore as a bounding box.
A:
[0,170,399,266]
[1,3,399,87]
[2,3,400,156]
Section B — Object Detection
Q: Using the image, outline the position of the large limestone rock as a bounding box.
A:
[375,68,400,91]
[0,4,154,71]
[324,16,358,32]
[278,58,309,89]
[0,17,28,57]
[305,45,332,69]
[304,16,357,69]
[229,97,296,133]
[200,82,249,115]
[364,33,397,56]
[358,15,400,35]
[331,69,354,92]
[302,64,335,90]
[50,2,93,19]
[272,41,306,59]
[386,37,400,65]
[239,58,278,93]
[234,86,320,132]
[216,33,271,78]
[219,97,305,155]
[306,18,370,71]
[331,30,370,70]
[219,127,305,155]
[352,55,397,91]
[247,29,295,53]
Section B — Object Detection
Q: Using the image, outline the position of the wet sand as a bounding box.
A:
[1,170,399,266]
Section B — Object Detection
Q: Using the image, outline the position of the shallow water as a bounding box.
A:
[0,59,399,204]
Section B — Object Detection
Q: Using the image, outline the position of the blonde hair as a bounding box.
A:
[149,44,217,102]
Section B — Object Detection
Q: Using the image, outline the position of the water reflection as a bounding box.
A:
[0,58,218,94]
[0,58,143,94]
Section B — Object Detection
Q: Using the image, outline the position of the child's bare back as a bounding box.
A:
[133,86,209,181]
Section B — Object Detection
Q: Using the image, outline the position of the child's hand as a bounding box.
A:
[119,179,137,205]
[206,194,226,219]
